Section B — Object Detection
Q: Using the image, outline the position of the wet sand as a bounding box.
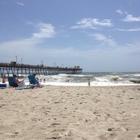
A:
[0,86,140,140]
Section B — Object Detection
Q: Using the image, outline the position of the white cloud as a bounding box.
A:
[32,22,56,39]
[15,2,24,6]
[117,10,140,22]
[114,28,140,32]
[71,18,113,29]
[90,33,117,46]
[0,22,56,62]
[122,12,140,22]
[116,9,123,15]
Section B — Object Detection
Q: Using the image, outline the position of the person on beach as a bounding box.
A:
[13,75,19,87]
[2,75,6,83]
[88,79,90,86]
[33,73,41,87]
[13,75,25,87]
[33,73,39,81]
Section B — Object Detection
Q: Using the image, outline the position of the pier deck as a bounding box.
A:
[0,62,82,77]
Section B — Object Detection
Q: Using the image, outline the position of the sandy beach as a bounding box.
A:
[0,86,140,140]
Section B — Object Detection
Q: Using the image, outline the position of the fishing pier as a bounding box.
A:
[0,62,82,77]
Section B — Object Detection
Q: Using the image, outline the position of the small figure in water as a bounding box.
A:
[44,79,46,83]
[88,79,90,86]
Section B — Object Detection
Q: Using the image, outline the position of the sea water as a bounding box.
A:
[14,72,140,86]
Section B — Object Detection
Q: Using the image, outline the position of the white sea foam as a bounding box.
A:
[2,72,140,86]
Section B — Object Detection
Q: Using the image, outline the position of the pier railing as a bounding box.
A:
[0,62,82,77]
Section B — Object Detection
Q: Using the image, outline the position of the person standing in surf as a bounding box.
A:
[88,79,90,86]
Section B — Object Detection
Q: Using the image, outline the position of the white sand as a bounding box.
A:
[0,86,140,140]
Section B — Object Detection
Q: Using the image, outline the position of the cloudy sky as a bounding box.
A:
[0,0,140,72]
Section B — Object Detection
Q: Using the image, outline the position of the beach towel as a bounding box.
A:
[15,85,35,90]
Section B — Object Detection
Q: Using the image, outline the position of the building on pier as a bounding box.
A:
[0,62,82,77]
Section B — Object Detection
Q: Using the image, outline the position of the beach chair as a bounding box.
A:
[28,75,43,88]
[8,77,18,87]
[28,75,37,85]
[8,76,34,90]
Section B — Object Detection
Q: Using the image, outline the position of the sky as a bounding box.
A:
[0,0,140,72]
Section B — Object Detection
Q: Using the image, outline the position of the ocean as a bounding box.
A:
[16,72,140,86]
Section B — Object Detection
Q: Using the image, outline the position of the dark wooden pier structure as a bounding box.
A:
[0,62,82,77]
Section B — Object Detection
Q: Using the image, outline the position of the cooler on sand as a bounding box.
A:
[0,84,6,89]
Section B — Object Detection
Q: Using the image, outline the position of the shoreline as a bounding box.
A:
[1,81,140,87]
[0,85,140,139]
[1,71,140,87]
